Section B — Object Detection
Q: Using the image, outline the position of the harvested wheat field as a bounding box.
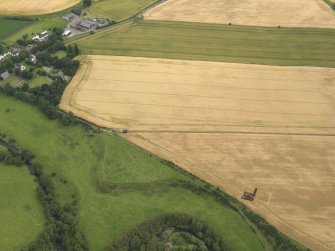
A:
[0,0,80,15]
[126,132,335,251]
[144,0,335,28]
[60,55,335,250]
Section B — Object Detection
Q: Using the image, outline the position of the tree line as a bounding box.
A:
[158,159,309,251]
[0,136,88,251]
[109,213,230,251]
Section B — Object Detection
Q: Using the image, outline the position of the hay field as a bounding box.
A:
[86,0,156,21]
[144,0,335,28]
[0,0,80,15]
[60,55,335,250]
[75,20,335,68]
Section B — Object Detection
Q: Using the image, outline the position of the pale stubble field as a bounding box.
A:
[60,55,335,250]
[144,0,335,28]
[0,0,80,15]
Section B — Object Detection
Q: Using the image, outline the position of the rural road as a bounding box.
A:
[65,0,168,44]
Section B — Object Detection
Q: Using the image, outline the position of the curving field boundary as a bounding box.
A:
[0,0,80,15]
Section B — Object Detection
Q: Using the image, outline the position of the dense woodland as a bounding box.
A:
[109,213,229,251]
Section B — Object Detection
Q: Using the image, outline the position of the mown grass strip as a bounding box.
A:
[76,20,335,67]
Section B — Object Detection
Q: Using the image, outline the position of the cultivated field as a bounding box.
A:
[86,0,156,21]
[75,20,335,68]
[144,0,335,28]
[0,0,80,15]
[0,162,45,250]
[61,55,335,133]
[126,133,335,251]
[60,55,335,250]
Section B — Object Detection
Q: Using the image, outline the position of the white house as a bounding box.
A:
[62,30,72,37]
[32,31,49,42]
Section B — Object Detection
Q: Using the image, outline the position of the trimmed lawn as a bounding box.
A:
[0,93,266,251]
[76,20,335,67]
[29,75,52,88]
[0,162,45,250]
[54,50,67,58]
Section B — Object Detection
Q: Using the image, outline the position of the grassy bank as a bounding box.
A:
[0,93,265,251]
[75,20,335,67]
[0,162,45,250]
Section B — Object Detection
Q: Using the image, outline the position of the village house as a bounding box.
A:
[32,31,49,42]
[79,20,96,31]
[94,17,108,25]
[62,12,77,21]
[62,30,72,37]
[0,51,19,61]
[0,71,10,80]
[27,55,37,64]
[27,44,35,53]
[15,63,26,71]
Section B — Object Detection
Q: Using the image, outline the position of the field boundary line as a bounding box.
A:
[129,130,335,137]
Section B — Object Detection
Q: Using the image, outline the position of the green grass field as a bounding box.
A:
[86,0,157,21]
[0,162,45,250]
[29,75,52,88]
[0,93,266,251]
[54,50,67,58]
[75,20,335,67]
[0,19,33,40]
[4,17,68,44]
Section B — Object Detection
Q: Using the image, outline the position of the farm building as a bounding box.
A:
[32,31,49,42]
[94,17,108,25]
[62,12,77,21]
[28,55,37,64]
[15,63,26,71]
[62,30,72,37]
[0,71,10,80]
[70,21,81,30]
[79,21,95,30]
